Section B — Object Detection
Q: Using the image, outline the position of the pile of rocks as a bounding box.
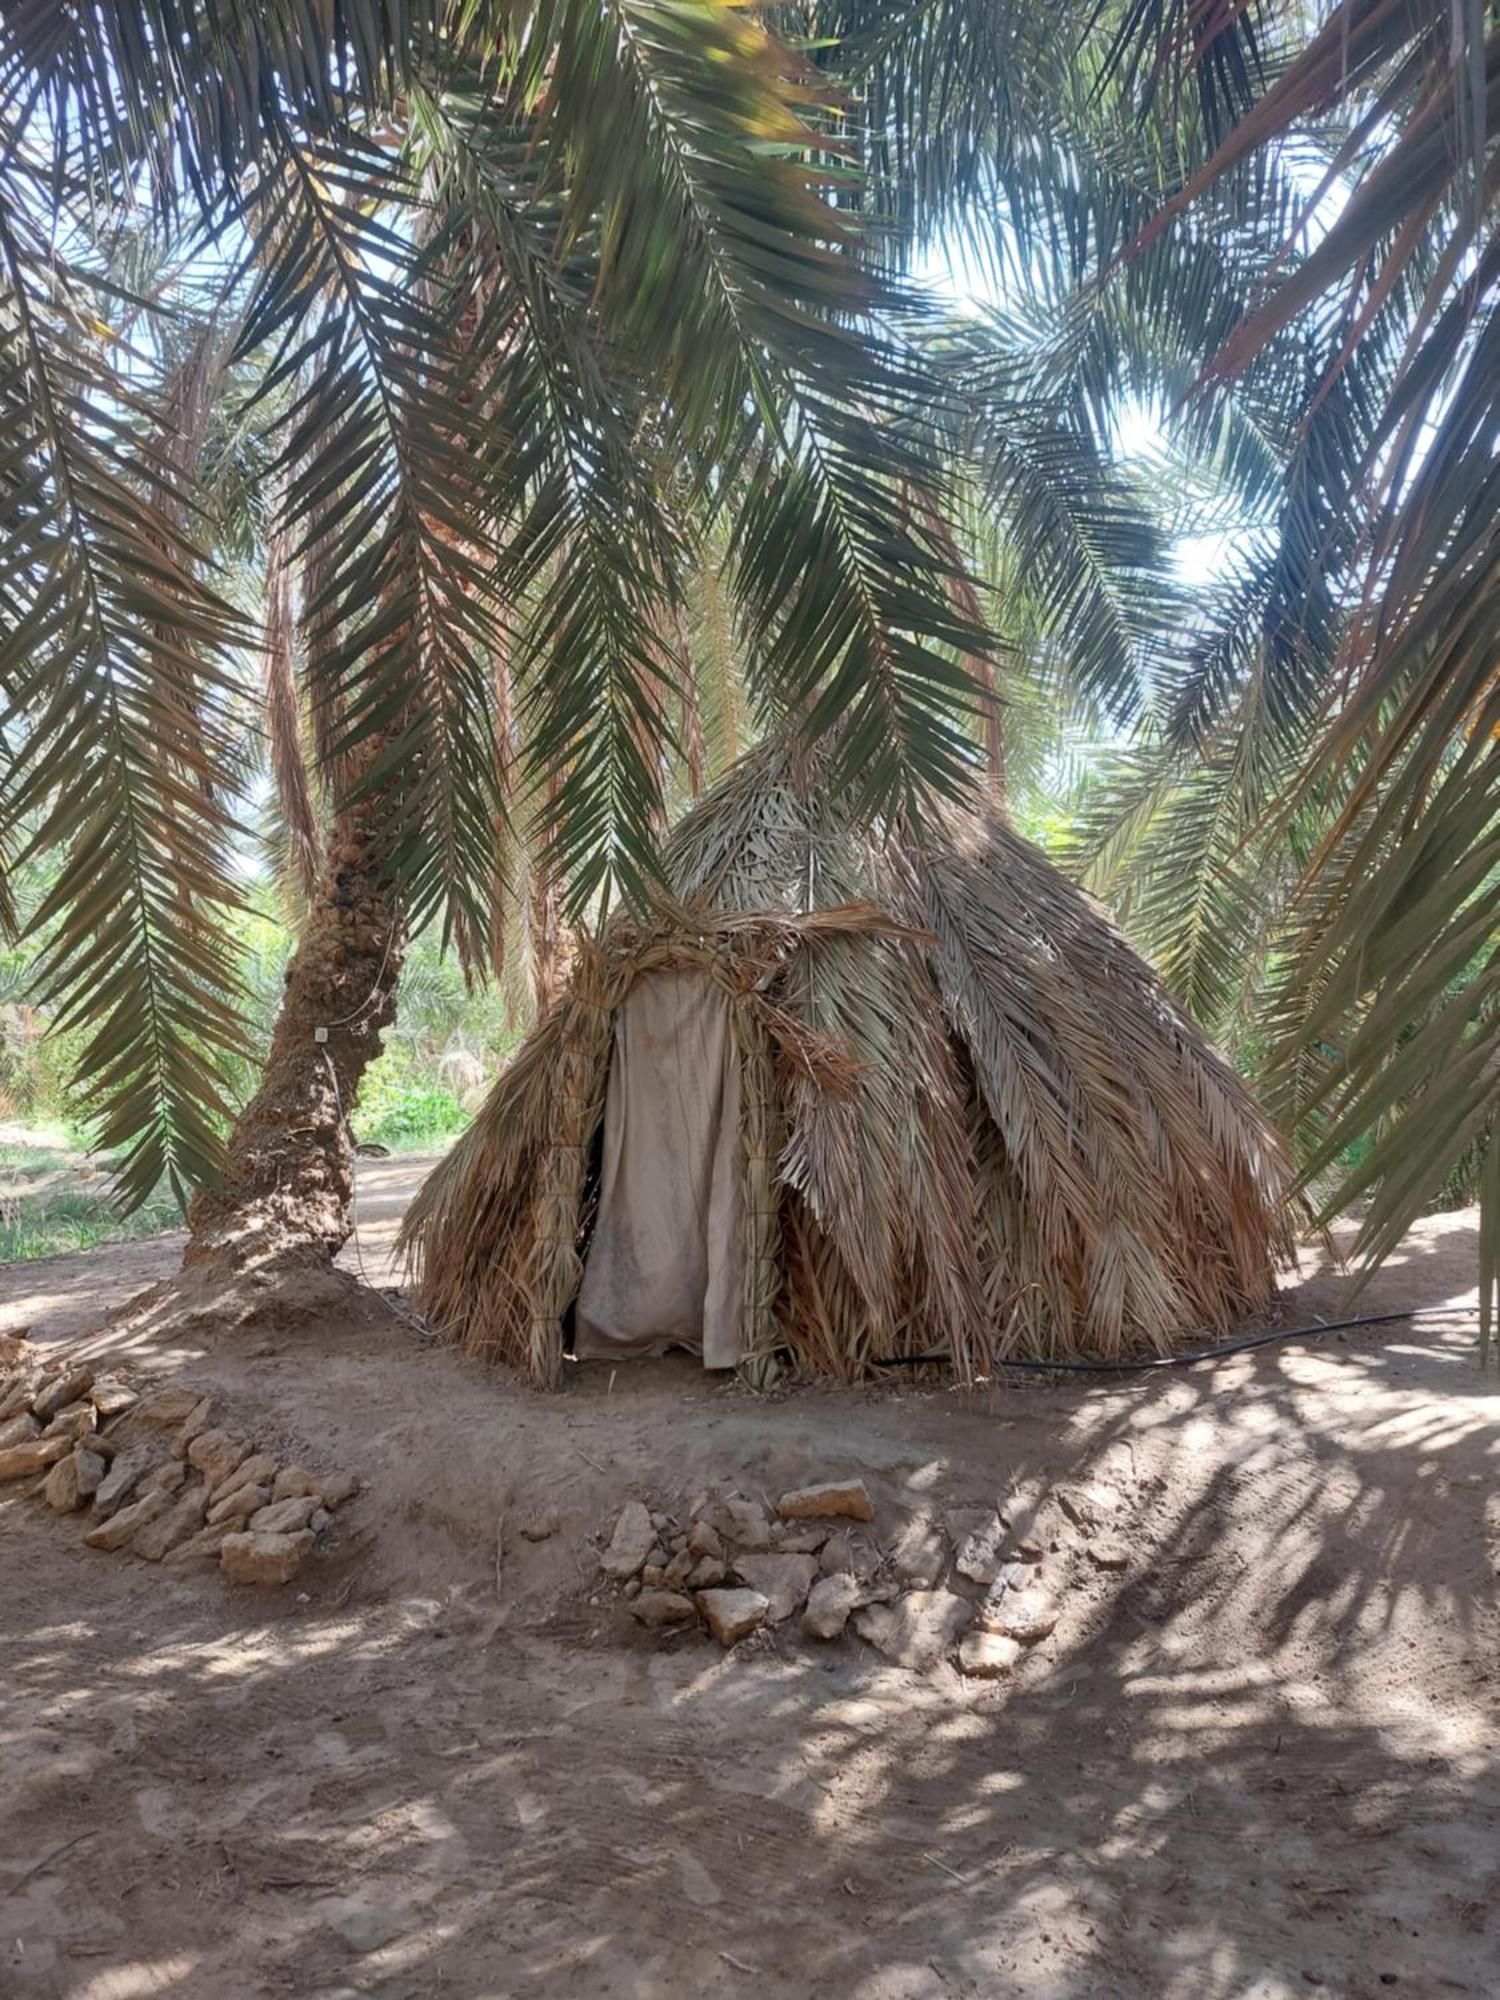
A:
[597,1471,1131,1677]
[0,1336,358,1588]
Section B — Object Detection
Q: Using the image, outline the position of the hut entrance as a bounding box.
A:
[573,968,745,1368]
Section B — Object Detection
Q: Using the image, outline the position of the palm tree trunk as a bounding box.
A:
[184,789,403,1273]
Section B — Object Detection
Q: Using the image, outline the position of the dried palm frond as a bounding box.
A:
[403,739,1292,1382]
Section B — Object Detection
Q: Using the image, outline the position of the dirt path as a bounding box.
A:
[1,1170,1496,1999]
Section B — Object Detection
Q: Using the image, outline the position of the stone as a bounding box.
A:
[84,1488,171,1551]
[890,1514,947,1588]
[600,1500,656,1579]
[310,1507,332,1534]
[248,1495,319,1536]
[731,1552,819,1623]
[163,1521,238,1567]
[92,1449,150,1519]
[214,1453,278,1502]
[643,1544,669,1573]
[137,1385,204,1427]
[641,1563,665,1588]
[187,1432,250,1496]
[662,1549,694,1591]
[221,1528,315,1587]
[42,1400,97,1440]
[854,1589,971,1672]
[1057,1480,1123,1530]
[271,1464,321,1502]
[0,1412,41,1451]
[718,1494,771,1551]
[947,1508,1006,1585]
[141,1459,187,1498]
[958,1632,1023,1679]
[0,1435,73,1482]
[818,1530,879,1580]
[630,1589,697,1629]
[0,1374,42,1421]
[773,1524,829,1555]
[320,1470,361,1509]
[623,1577,641,1598]
[187,1431,250,1489]
[44,1451,91,1512]
[999,1488,1054,1559]
[170,1398,215,1457]
[72,1448,107,1499]
[802,1572,861,1641]
[687,1519,723,1561]
[33,1366,93,1420]
[1086,1536,1130,1571]
[132,1481,209,1561]
[519,1507,560,1542]
[686,1556,726,1590]
[0,1332,33,1371]
[776,1479,874,1523]
[697,1587,769,1647]
[207,1481,270,1527]
[974,1586,1057,1644]
[87,1376,138,1420]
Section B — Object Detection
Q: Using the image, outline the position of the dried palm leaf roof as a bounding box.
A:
[403,741,1293,1385]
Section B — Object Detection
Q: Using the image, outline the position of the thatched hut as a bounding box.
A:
[402,742,1292,1387]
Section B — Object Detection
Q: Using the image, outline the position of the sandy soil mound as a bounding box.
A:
[1,1168,1495,1999]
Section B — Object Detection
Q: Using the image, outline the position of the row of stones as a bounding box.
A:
[595,1475,1116,1676]
[0,1338,358,1586]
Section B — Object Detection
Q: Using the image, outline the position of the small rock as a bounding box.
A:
[221,1528,315,1587]
[248,1496,319,1536]
[623,1577,641,1598]
[519,1508,560,1542]
[731,1552,819,1623]
[1057,1480,1123,1530]
[662,1549,694,1591]
[630,1589,697,1629]
[854,1589,971,1671]
[641,1563,665,1588]
[92,1449,150,1519]
[643,1543,669,1573]
[697,1587,769,1647]
[206,1481,270,1526]
[975,1587,1057,1644]
[999,1488,1054,1558]
[686,1556,726,1590]
[1086,1536,1130,1571]
[170,1397,215,1456]
[187,1430,249,1489]
[215,1453,278,1501]
[88,1376,138,1420]
[136,1384,203,1427]
[890,1514,947,1587]
[132,1481,209,1561]
[43,1451,91,1512]
[0,1373,42,1421]
[802,1572,861,1641]
[773,1524,829,1555]
[818,1530,879,1580]
[41,1400,97,1440]
[650,1510,671,1531]
[947,1508,1006,1585]
[72,1448,107,1499]
[163,1521,238,1567]
[0,1412,41,1451]
[271,1465,322,1502]
[320,1471,360,1509]
[687,1520,723,1561]
[310,1507,332,1534]
[599,1500,656,1580]
[776,1479,874,1523]
[719,1494,771,1551]
[958,1632,1023,1679]
[33,1365,94,1420]
[84,1488,171,1551]
[0,1332,33,1371]
[0,1435,73,1482]
[141,1459,187,1498]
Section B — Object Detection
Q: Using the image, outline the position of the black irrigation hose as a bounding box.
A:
[869,1305,1487,1376]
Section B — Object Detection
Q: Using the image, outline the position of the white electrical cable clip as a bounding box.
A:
[314,1026,329,1044]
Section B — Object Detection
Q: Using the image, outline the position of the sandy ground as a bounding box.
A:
[1,1159,1497,2000]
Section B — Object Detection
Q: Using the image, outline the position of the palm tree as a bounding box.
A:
[0,1,996,1286]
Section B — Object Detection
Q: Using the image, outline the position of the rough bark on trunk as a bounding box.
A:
[184,790,404,1274]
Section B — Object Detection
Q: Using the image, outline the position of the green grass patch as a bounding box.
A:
[0,1183,184,1263]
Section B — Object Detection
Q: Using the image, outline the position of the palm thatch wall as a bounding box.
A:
[402,743,1293,1386]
